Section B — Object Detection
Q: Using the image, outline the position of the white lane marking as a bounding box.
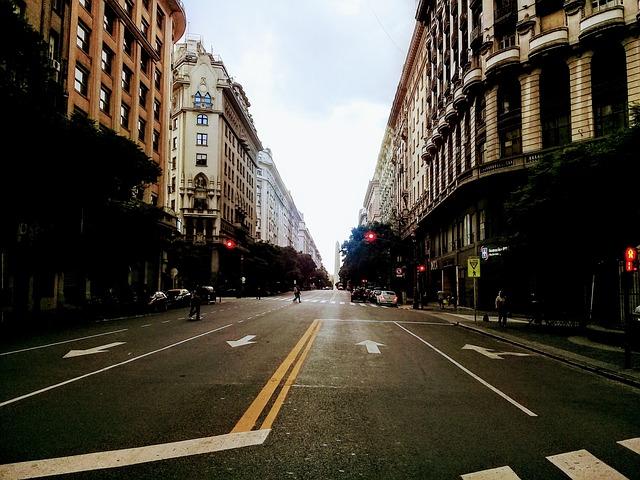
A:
[350,303,356,306]
[161,320,171,324]
[546,450,628,479]
[322,319,453,326]
[394,322,537,417]
[1,329,129,356]
[226,335,257,348]
[462,344,533,360]
[340,302,345,305]
[0,324,233,408]
[64,342,126,358]
[461,466,522,479]
[141,324,152,328]
[311,300,319,303]
[356,340,385,354]
[0,429,270,479]
[320,300,327,303]
[618,437,640,454]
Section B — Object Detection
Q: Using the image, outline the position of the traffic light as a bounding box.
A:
[625,246,638,272]
[224,239,236,250]
[364,231,377,243]
[417,264,426,273]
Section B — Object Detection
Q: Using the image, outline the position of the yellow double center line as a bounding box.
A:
[231,319,322,433]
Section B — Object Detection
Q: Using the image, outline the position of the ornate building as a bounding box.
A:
[374,0,639,309]
[169,37,261,284]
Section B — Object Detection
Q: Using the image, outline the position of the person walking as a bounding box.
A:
[495,290,508,327]
[293,286,301,303]
[256,286,262,300]
[189,288,201,321]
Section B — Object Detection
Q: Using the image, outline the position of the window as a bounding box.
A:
[103,6,115,36]
[152,129,160,151]
[141,19,149,39]
[156,8,165,29]
[479,210,486,241]
[171,157,176,170]
[172,137,177,150]
[541,61,571,148]
[140,50,149,74]
[99,85,111,114]
[154,68,162,89]
[124,30,134,56]
[153,99,161,120]
[156,38,163,58]
[121,67,132,92]
[74,65,89,96]
[139,84,148,107]
[197,114,208,125]
[196,153,207,166]
[592,45,628,137]
[76,22,90,53]
[498,78,522,157]
[142,0,149,10]
[138,118,146,141]
[79,0,91,12]
[196,133,208,146]
[120,103,130,129]
[125,0,133,16]
[101,45,113,74]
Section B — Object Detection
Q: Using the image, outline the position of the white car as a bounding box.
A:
[376,291,398,307]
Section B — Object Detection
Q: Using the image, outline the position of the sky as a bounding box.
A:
[182,0,416,276]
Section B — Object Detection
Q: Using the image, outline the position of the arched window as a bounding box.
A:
[193,173,208,211]
[197,113,208,125]
[194,91,202,105]
[498,78,522,157]
[204,92,212,106]
[540,61,571,148]
[592,45,627,137]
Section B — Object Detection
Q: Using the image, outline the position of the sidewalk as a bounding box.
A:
[399,303,640,388]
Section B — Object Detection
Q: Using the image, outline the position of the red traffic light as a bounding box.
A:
[224,239,236,249]
[417,264,426,273]
[364,231,377,243]
[625,246,638,272]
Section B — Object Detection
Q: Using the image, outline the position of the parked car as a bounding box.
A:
[351,288,366,302]
[165,288,192,308]
[198,286,216,304]
[376,290,398,307]
[147,291,168,312]
[369,289,382,303]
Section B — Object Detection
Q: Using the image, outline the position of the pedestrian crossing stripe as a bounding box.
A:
[460,438,639,479]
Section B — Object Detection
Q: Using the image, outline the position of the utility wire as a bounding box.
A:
[366,1,404,54]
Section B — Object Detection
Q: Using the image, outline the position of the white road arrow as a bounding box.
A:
[226,335,257,348]
[462,344,532,360]
[356,340,385,354]
[63,342,126,358]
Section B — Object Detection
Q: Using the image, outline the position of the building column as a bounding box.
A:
[484,86,500,163]
[520,68,542,153]
[623,37,640,123]
[567,52,594,142]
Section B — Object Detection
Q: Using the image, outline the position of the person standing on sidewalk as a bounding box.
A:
[495,290,508,326]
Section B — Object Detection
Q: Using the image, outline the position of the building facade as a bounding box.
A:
[372,0,639,311]
[169,37,261,285]
[256,149,294,247]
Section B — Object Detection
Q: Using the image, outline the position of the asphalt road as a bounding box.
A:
[1,290,639,479]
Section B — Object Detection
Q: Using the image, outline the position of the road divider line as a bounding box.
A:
[231,320,320,433]
[0,324,233,408]
[0,329,129,356]
[0,429,270,479]
[394,322,537,417]
[261,321,321,430]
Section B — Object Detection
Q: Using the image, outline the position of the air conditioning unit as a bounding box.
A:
[51,59,61,71]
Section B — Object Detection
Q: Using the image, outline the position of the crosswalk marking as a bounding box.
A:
[350,303,356,306]
[618,437,640,454]
[546,450,629,479]
[461,466,521,479]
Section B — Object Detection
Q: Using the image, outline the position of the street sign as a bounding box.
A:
[468,256,481,277]
[481,246,488,260]
[395,267,404,278]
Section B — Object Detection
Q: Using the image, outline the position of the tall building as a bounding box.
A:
[334,241,341,288]
[169,37,261,284]
[371,0,639,311]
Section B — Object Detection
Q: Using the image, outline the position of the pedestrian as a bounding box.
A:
[495,290,508,326]
[256,286,262,300]
[293,286,301,303]
[437,291,445,309]
[189,288,201,320]
[449,293,457,310]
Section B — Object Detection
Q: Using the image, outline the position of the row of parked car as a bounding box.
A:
[147,286,217,312]
[350,287,398,307]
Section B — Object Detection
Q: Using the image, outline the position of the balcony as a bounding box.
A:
[453,85,466,109]
[579,1,625,40]
[462,67,482,94]
[529,27,569,59]
[485,46,520,75]
[445,101,457,123]
[437,116,450,135]
[470,24,483,49]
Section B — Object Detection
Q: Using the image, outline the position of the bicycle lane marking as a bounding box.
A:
[0,324,233,408]
[394,322,537,417]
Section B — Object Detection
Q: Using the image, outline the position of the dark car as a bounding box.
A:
[198,286,216,304]
[147,291,168,312]
[165,288,192,308]
[351,288,366,302]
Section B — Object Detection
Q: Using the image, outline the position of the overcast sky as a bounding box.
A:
[182,0,416,276]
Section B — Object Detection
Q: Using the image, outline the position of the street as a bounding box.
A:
[1,290,639,479]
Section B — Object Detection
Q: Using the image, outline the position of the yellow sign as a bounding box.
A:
[468,256,481,278]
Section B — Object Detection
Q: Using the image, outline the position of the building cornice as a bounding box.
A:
[388,23,424,127]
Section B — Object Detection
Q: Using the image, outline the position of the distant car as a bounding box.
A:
[351,288,366,302]
[376,290,398,307]
[165,288,191,308]
[147,291,168,312]
[369,289,382,303]
[198,286,216,304]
